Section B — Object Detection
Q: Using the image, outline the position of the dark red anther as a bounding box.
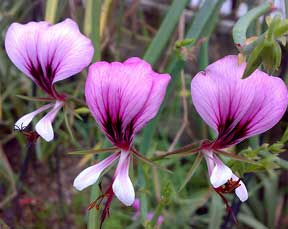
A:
[88,185,115,229]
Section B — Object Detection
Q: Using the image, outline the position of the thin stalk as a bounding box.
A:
[45,0,59,23]
[86,1,102,228]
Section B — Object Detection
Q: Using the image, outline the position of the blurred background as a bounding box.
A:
[0,0,288,228]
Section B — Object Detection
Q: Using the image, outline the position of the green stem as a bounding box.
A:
[84,0,102,62]
[45,0,59,23]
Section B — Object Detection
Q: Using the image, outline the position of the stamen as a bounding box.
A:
[213,178,242,224]
[214,190,238,224]
[14,125,39,143]
[88,185,115,229]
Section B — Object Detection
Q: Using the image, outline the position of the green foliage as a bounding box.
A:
[234,3,288,77]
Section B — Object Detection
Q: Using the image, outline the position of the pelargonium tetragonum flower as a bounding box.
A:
[5,18,94,141]
[191,55,288,202]
[73,57,171,208]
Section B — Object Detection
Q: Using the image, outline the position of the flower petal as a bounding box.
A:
[35,101,63,141]
[5,19,93,98]
[73,152,120,191]
[202,150,215,176]
[5,21,50,81]
[38,18,94,84]
[132,198,141,212]
[112,151,135,206]
[210,155,233,188]
[14,103,54,129]
[191,55,288,148]
[239,71,288,138]
[127,61,171,133]
[232,174,248,202]
[85,58,170,148]
[191,55,254,136]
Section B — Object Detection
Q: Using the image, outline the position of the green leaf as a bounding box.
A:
[209,193,225,229]
[280,126,288,143]
[74,107,90,114]
[242,41,265,78]
[232,1,271,47]
[238,213,269,229]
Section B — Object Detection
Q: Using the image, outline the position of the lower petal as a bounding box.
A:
[14,103,54,130]
[202,150,215,176]
[73,152,120,191]
[35,101,63,141]
[112,151,135,206]
[210,155,233,188]
[232,174,248,202]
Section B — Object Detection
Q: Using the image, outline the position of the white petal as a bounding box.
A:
[14,103,54,129]
[35,101,63,141]
[73,152,120,191]
[232,174,248,202]
[210,155,233,188]
[202,150,215,176]
[112,151,135,206]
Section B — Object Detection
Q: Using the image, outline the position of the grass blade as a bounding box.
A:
[178,153,203,191]
[45,0,59,23]
[84,1,103,228]
[143,0,189,65]
[84,0,102,61]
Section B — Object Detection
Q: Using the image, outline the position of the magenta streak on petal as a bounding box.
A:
[27,54,60,99]
[85,58,170,150]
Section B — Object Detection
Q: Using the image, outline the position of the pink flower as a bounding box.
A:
[73,58,171,207]
[191,55,288,201]
[5,18,94,141]
[132,198,164,225]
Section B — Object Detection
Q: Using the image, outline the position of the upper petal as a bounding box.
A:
[191,55,254,136]
[112,151,135,206]
[5,21,50,81]
[73,152,120,191]
[238,70,288,138]
[38,19,94,84]
[191,55,288,148]
[5,19,94,97]
[85,57,170,148]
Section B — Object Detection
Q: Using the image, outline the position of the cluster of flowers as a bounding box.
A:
[5,18,288,222]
